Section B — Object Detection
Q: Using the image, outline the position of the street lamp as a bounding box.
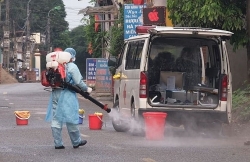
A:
[46,6,61,53]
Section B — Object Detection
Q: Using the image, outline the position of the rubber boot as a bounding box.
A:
[68,130,81,146]
[51,127,63,147]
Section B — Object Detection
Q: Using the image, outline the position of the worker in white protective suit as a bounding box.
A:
[45,48,92,149]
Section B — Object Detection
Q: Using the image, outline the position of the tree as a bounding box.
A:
[53,30,71,49]
[108,6,124,57]
[4,0,68,51]
[70,25,92,77]
[167,0,250,78]
[46,0,68,49]
[83,15,103,58]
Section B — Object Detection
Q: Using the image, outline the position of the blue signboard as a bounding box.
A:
[86,58,96,86]
[33,68,39,80]
[124,4,145,39]
[33,68,39,76]
[95,59,112,93]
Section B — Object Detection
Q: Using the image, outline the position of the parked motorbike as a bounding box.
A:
[16,71,24,83]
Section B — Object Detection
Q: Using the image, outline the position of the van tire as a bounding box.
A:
[183,117,199,135]
[112,100,130,132]
[198,122,223,137]
[129,101,145,136]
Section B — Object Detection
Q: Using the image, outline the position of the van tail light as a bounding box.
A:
[220,75,228,101]
[139,72,147,98]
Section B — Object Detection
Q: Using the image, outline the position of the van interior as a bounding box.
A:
[147,37,222,107]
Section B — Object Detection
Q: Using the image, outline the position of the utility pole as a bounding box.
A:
[247,0,250,78]
[23,0,31,68]
[25,0,31,70]
[46,6,61,54]
[0,1,2,66]
[13,20,17,72]
[3,0,10,70]
[46,14,50,53]
[0,0,2,84]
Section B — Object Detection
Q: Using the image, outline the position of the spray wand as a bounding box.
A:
[63,82,111,113]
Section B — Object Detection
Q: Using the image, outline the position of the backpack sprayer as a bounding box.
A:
[41,51,111,113]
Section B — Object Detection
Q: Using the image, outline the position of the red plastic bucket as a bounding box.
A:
[14,111,30,125]
[88,114,103,130]
[143,112,167,140]
[16,117,28,125]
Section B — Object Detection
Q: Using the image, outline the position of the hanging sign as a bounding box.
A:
[143,6,166,26]
[124,4,145,39]
[133,0,144,5]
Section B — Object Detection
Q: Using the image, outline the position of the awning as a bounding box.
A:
[78,5,118,16]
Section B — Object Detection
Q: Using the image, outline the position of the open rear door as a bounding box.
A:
[222,41,232,123]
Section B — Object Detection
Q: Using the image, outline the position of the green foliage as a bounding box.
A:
[70,25,92,78]
[2,0,68,51]
[108,7,124,57]
[167,0,247,48]
[53,30,71,49]
[47,0,69,48]
[83,6,124,58]
[232,83,250,122]
[70,25,87,54]
[83,16,102,58]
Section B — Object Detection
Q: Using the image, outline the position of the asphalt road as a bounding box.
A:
[0,83,250,162]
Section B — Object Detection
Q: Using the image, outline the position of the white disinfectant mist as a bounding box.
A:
[108,108,145,135]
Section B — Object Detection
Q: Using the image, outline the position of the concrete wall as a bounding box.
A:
[227,42,247,91]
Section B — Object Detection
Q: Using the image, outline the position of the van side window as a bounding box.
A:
[125,40,145,69]
[117,43,127,67]
[134,40,144,69]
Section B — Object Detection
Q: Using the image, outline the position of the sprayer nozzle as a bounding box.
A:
[106,108,111,113]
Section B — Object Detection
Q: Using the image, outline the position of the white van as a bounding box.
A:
[112,26,233,133]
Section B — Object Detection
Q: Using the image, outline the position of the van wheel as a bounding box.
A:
[183,117,199,136]
[129,101,145,136]
[111,100,130,132]
[131,100,135,118]
[198,122,223,137]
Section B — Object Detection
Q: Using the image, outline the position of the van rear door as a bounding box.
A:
[222,41,232,123]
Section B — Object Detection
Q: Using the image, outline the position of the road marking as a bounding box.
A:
[34,112,46,115]
[3,92,7,94]
[9,103,13,105]
[81,133,90,138]
[35,117,43,120]
[121,108,130,110]
[0,146,12,152]
[5,99,9,101]
[107,144,122,149]
[141,158,157,162]
[0,106,9,109]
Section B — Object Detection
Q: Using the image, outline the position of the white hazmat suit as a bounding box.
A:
[45,48,92,149]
